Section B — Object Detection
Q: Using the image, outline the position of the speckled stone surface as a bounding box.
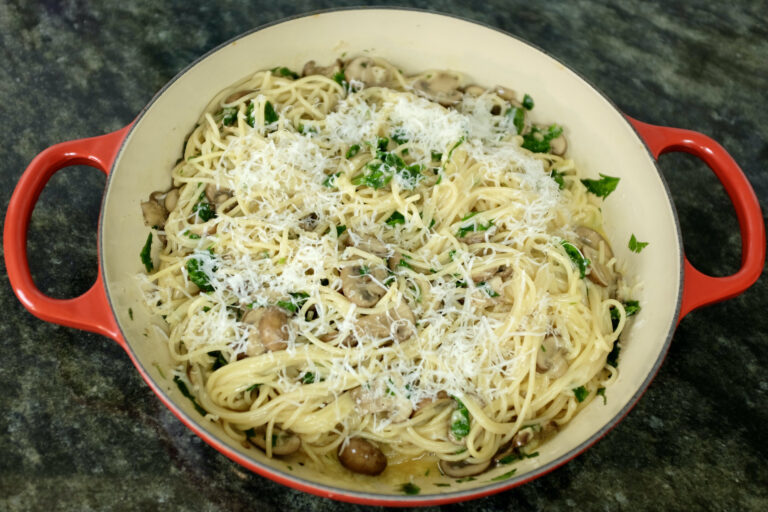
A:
[1,1,766,510]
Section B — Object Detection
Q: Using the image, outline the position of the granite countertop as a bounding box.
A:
[1,1,766,510]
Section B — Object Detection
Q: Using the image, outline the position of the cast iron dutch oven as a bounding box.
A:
[4,9,765,506]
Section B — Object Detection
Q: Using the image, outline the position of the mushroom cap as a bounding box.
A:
[438,458,492,478]
[344,56,391,87]
[412,71,463,106]
[248,428,301,456]
[338,437,387,476]
[536,336,568,378]
[340,265,388,307]
[574,227,615,287]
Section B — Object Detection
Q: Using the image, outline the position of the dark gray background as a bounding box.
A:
[1,1,766,511]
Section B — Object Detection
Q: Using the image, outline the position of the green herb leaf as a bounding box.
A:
[332,70,348,91]
[456,476,476,483]
[351,161,393,189]
[431,150,443,161]
[450,397,471,440]
[346,144,360,159]
[447,136,465,161]
[246,102,255,127]
[505,106,526,134]
[222,107,238,126]
[128,308,133,320]
[377,137,389,152]
[386,211,406,226]
[581,173,620,199]
[193,192,215,222]
[491,469,517,481]
[391,128,409,145]
[550,169,566,190]
[246,383,261,392]
[297,123,317,135]
[522,93,535,110]
[264,101,279,125]
[456,217,494,239]
[573,386,589,403]
[301,372,315,384]
[498,451,539,464]
[173,375,207,416]
[400,482,420,495]
[629,234,649,253]
[597,387,607,405]
[184,230,201,240]
[272,66,298,79]
[522,124,563,153]
[336,225,347,236]
[561,240,590,279]
[277,291,309,314]
[478,281,500,297]
[607,342,621,367]
[624,300,641,316]
[434,483,451,487]
[140,232,153,272]
[208,350,228,370]
[322,172,341,188]
[186,257,214,292]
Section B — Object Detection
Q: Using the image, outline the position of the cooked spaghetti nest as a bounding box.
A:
[139,56,635,479]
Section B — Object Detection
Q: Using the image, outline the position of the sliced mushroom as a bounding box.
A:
[458,230,492,245]
[224,90,253,104]
[573,226,615,287]
[415,390,450,411]
[438,458,492,478]
[205,183,233,205]
[344,56,391,87]
[462,84,486,97]
[248,427,301,456]
[164,188,180,212]
[355,302,415,342]
[493,426,536,463]
[387,251,409,271]
[494,85,517,102]
[338,437,387,476]
[298,213,319,232]
[536,336,568,379]
[549,134,567,156]
[302,58,342,78]
[243,306,289,354]
[470,264,510,283]
[141,197,167,228]
[340,265,388,307]
[412,71,463,106]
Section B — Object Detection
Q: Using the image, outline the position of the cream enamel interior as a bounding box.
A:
[100,9,682,498]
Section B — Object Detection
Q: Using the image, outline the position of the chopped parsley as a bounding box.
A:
[277,291,309,314]
[385,211,406,226]
[450,397,471,440]
[322,172,341,188]
[332,70,348,91]
[455,476,476,483]
[264,101,279,125]
[377,137,389,152]
[140,232,153,272]
[186,257,214,292]
[629,234,649,253]
[573,386,589,403]
[128,308,133,320]
[351,150,423,189]
[400,482,421,495]
[297,123,317,135]
[581,173,620,198]
[456,216,494,239]
[607,342,621,368]
[434,483,451,487]
[272,66,299,79]
[431,150,443,161]
[391,128,409,145]
[478,281,500,297]
[184,230,201,240]
[447,136,465,161]
[522,93,535,110]
[301,372,315,384]
[336,225,347,236]
[246,102,255,127]
[561,240,590,279]
[222,106,238,126]
[610,300,641,324]
[345,144,360,159]
[505,106,525,134]
[498,451,539,465]
[173,376,207,416]
[597,387,607,405]
[208,350,228,370]
[193,192,215,222]
[522,124,563,153]
[550,169,566,189]
[491,469,517,481]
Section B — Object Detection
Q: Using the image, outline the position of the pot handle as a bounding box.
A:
[627,116,765,322]
[3,125,132,343]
